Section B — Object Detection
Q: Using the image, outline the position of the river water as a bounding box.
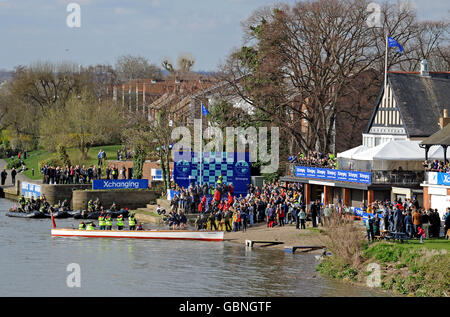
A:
[0,198,389,297]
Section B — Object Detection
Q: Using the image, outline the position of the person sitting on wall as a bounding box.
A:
[110,202,117,212]
[156,204,166,215]
[178,210,187,230]
[87,200,95,213]
[59,199,70,211]
[94,198,102,211]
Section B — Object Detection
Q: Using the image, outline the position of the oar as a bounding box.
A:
[50,209,56,229]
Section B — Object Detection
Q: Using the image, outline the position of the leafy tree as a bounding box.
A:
[40,90,125,160]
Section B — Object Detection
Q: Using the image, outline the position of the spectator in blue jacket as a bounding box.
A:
[404,212,413,238]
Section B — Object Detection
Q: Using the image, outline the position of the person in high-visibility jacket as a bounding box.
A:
[88,200,95,213]
[98,212,106,230]
[116,214,124,230]
[86,222,95,231]
[78,222,86,230]
[128,213,136,230]
[105,214,113,230]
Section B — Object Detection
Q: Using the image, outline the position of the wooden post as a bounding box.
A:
[304,183,311,206]
[324,185,331,206]
[368,189,375,209]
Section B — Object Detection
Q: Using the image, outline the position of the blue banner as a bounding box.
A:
[294,166,371,184]
[173,152,251,195]
[167,189,179,201]
[436,172,450,186]
[92,179,149,190]
[21,182,41,199]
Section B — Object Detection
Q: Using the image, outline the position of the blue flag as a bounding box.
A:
[202,103,209,116]
[388,37,404,54]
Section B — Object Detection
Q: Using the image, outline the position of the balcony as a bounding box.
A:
[371,170,424,186]
[285,164,424,186]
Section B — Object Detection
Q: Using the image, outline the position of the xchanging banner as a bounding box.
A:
[92,179,149,190]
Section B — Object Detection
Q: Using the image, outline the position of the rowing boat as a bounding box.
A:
[49,211,223,242]
[51,228,224,241]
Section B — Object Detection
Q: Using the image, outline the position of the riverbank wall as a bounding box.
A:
[72,189,157,210]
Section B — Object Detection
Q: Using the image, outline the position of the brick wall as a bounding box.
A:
[107,160,174,182]
[72,189,157,210]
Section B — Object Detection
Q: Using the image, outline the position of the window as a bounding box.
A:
[375,137,381,146]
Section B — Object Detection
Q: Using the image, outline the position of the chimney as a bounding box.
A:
[440,109,450,128]
[420,59,429,77]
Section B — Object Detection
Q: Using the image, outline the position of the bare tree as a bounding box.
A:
[115,55,163,82]
[221,0,449,155]
[177,53,196,73]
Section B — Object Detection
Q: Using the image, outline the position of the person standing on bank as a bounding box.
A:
[98,212,106,230]
[311,200,319,228]
[1,169,7,185]
[128,213,136,230]
[298,208,306,229]
[98,149,103,166]
[11,167,17,185]
[116,214,124,230]
[366,215,374,242]
[105,214,113,230]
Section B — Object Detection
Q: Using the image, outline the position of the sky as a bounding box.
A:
[0,0,448,72]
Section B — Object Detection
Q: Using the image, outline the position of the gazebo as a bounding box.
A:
[419,123,450,163]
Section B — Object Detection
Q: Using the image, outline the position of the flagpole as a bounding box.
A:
[199,102,203,187]
[384,31,389,96]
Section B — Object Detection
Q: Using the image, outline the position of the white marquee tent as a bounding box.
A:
[337,140,449,171]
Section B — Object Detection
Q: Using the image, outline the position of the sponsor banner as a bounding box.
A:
[295,166,307,178]
[21,182,41,199]
[93,179,149,190]
[294,166,371,185]
[315,168,327,179]
[353,208,363,217]
[337,170,348,182]
[358,172,371,184]
[436,172,450,186]
[173,152,251,195]
[167,189,179,201]
[326,169,337,180]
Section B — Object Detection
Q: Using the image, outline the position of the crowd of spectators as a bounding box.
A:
[41,164,129,184]
[422,159,450,173]
[365,199,448,242]
[288,150,337,169]
[116,147,133,161]
[170,178,449,241]
[171,180,321,232]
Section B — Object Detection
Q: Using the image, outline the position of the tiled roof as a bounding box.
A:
[366,72,450,137]
[389,72,450,137]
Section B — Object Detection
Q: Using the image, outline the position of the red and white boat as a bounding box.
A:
[50,213,224,242]
[51,228,224,241]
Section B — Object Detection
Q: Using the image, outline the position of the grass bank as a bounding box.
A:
[6,145,122,180]
[316,215,449,297]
